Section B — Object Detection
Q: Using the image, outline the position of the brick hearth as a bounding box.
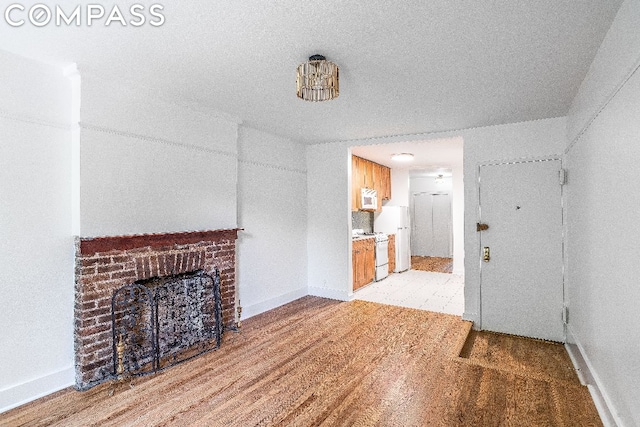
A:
[74,229,239,390]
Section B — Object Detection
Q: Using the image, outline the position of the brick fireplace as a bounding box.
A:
[74,229,239,390]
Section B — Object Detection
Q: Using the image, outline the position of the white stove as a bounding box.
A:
[374,233,388,243]
[352,230,388,242]
[373,233,389,281]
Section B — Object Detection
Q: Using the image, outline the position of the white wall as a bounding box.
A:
[307,143,352,300]
[307,117,566,315]
[564,1,640,425]
[410,175,453,192]
[385,168,409,206]
[237,126,307,318]
[0,51,75,412]
[79,73,240,237]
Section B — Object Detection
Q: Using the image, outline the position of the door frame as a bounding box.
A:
[476,155,566,339]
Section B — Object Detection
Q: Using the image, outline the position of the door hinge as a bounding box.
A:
[558,168,567,186]
[477,222,489,232]
[562,305,569,324]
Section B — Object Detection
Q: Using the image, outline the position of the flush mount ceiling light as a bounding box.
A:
[391,153,415,162]
[435,174,445,184]
[296,54,339,102]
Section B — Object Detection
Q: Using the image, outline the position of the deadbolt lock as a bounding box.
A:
[483,247,490,262]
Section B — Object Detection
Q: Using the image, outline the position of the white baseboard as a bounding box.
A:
[0,366,74,414]
[565,326,622,427]
[307,286,352,302]
[241,288,308,320]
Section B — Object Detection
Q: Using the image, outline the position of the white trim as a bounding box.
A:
[0,366,74,414]
[0,108,71,130]
[566,57,640,154]
[238,159,307,175]
[476,156,564,338]
[565,326,623,427]
[477,155,562,168]
[80,122,238,158]
[317,116,566,146]
[308,286,352,302]
[241,288,308,320]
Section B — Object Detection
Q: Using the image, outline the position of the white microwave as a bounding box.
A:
[360,188,378,210]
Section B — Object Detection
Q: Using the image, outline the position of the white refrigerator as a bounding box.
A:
[374,206,411,272]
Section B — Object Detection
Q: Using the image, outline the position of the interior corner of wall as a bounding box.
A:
[307,286,351,302]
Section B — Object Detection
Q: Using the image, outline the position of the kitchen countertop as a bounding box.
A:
[352,235,376,241]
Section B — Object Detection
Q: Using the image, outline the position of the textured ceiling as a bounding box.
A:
[0,0,623,143]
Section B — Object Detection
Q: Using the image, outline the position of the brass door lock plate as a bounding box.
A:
[483,247,490,262]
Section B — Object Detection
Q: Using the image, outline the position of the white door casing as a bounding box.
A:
[478,158,564,342]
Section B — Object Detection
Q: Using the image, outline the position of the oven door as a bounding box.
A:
[375,240,389,281]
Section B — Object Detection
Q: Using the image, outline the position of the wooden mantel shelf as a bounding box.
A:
[79,228,242,256]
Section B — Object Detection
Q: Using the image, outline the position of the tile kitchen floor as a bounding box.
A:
[354,269,464,316]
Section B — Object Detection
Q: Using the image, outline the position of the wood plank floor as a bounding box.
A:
[1,296,602,426]
[411,256,453,274]
[459,330,580,383]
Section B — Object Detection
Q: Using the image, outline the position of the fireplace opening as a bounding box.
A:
[111,269,222,378]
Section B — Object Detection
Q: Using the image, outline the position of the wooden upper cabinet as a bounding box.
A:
[363,159,374,190]
[352,156,360,211]
[380,166,391,200]
[351,155,392,211]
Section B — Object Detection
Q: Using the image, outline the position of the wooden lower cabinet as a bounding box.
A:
[352,238,375,291]
[388,234,396,273]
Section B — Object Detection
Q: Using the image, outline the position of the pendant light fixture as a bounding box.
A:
[296,54,339,102]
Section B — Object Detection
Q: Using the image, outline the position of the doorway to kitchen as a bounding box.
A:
[349,137,464,316]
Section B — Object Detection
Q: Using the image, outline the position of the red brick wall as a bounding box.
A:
[74,229,239,390]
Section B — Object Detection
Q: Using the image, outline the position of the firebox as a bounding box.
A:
[111,269,222,378]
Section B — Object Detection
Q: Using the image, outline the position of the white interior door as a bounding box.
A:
[412,193,451,257]
[431,194,451,257]
[411,193,432,256]
[479,159,564,342]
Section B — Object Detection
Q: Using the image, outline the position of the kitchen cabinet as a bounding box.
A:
[352,238,375,291]
[363,160,374,190]
[388,234,396,273]
[351,156,361,212]
[351,155,392,211]
[379,166,391,201]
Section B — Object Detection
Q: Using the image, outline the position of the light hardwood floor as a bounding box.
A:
[1,296,601,426]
